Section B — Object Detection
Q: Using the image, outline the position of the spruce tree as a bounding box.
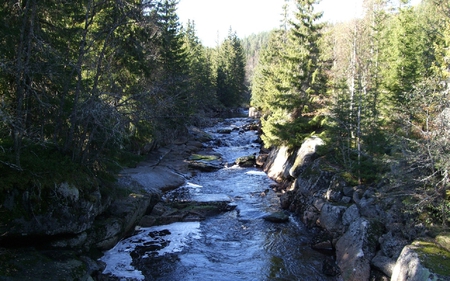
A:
[256,0,327,148]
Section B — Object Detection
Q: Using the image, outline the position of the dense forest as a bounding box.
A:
[251,0,450,226]
[1,0,450,229]
[0,0,247,192]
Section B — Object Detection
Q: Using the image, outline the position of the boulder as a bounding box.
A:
[264,146,292,181]
[263,211,290,223]
[236,155,256,167]
[391,240,450,281]
[371,250,396,277]
[319,203,347,234]
[335,218,378,281]
[289,137,324,178]
[2,183,105,237]
[127,166,186,192]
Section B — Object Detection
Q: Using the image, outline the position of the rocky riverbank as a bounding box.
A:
[0,121,233,280]
[261,138,450,280]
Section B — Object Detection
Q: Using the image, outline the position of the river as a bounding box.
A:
[99,114,337,281]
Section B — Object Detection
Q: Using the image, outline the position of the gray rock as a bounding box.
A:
[342,204,360,227]
[319,203,347,234]
[391,240,450,281]
[263,211,290,223]
[236,155,256,167]
[128,166,186,192]
[372,250,396,277]
[289,137,324,178]
[6,184,105,237]
[335,218,377,281]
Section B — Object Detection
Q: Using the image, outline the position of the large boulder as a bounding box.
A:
[289,137,324,178]
[1,183,105,237]
[391,240,450,281]
[335,218,379,281]
[264,146,292,181]
[126,166,186,192]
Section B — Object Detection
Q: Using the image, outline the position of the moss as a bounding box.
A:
[189,154,220,161]
[414,240,450,276]
[436,232,450,252]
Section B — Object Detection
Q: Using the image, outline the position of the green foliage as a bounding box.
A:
[252,0,327,148]
[215,29,248,108]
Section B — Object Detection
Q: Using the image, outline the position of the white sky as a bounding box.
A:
[177,0,421,47]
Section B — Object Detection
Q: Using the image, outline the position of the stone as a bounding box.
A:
[391,240,450,281]
[319,203,346,234]
[264,146,292,181]
[236,155,256,167]
[127,166,186,192]
[342,204,360,227]
[335,218,377,281]
[379,231,408,259]
[371,250,396,277]
[263,211,289,223]
[289,137,324,178]
[188,160,222,172]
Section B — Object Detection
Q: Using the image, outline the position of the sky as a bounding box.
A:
[177,0,421,47]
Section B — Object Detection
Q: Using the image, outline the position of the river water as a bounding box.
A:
[99,115,336,281]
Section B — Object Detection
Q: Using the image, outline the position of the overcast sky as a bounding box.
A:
[177,0,422,47]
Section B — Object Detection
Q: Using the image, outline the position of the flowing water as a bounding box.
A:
[100,114,336,281]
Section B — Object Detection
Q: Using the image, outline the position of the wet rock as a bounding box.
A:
[236,155,256,167]
[263,211,289,223]
[217,127,233,134]
[188,160,222,171]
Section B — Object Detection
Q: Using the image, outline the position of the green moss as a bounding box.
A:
[414,240,450,276]
[189,154,220,161]
[436,233,450,252]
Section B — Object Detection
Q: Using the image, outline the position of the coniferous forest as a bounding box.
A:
[1,0,450,248]
[251,0,450,227]
[0,0,246,191]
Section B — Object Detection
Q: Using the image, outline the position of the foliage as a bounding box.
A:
[0,0,246,194]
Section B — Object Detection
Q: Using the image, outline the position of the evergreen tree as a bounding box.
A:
[216,29,247,108]
[182,20,218,113]
[255,0,327,148]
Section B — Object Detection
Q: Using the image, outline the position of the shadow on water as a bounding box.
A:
[99,115,338,281]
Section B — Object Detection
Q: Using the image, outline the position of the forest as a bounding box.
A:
[0,0,246,192]
[1,0,450,229]
[250,0,450,226]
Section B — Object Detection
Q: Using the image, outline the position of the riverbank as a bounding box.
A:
[0,121,220,280]
[262,141,450,280]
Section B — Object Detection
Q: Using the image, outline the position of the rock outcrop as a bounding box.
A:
[261,137,450,281]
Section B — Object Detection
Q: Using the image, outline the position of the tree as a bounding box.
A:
[255,0,327,148]
[216,29,247,108]
[182,20,218,113]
